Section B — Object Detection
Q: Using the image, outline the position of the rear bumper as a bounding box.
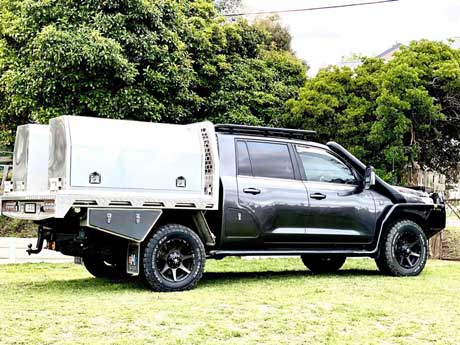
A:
[1,189,219,221]
[0,195,57,220]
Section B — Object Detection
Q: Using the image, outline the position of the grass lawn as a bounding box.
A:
[1,258,460,345]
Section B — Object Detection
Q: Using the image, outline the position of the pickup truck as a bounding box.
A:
[0,116,446,291]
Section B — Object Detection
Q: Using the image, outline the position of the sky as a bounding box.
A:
[243,0,460,75]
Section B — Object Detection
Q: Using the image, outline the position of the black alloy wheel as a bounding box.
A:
[375,220,428,276]
[394,230,423,269]
[142,224,205,292]
[156,238,195,283]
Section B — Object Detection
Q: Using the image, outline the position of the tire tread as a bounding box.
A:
[375,220,427,276]
[142,224,206,292]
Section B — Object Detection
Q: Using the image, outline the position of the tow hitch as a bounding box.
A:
[26,226,45,255]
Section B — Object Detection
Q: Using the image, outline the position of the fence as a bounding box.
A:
[429,200,460,260]
[0,237,73,264]
[402,166,446,193]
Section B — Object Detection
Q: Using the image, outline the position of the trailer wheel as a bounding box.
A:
[83,256,128,280]
[142,224,206,292]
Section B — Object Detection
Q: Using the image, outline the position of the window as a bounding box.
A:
[246,141,294,180]
[297,146,358,185]
[236,141,252,176]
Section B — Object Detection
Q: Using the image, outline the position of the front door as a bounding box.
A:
[234,140,309,245]
[295,145,377,244]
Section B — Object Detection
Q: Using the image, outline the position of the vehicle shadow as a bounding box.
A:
[201,268,381,284]
[9,268,381,292]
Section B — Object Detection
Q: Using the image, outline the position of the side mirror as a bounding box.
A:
[364,166,376,190]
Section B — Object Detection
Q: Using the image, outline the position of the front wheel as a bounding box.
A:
[142,224,206,292]
[375,220,428,276]
[301,255,346,273]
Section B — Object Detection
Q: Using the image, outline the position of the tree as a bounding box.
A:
[284,40,460,181]
[390,40,460,180]
[253,15,292,52]
[214,0,242,15]
[0,0,307,148]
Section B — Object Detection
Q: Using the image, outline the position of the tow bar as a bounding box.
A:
[26,226,45,255]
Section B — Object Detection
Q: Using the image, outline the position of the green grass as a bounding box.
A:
[1,258,460,345]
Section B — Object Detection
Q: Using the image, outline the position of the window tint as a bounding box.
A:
[246,141,294,180]
[297,146,358,185]
[236,141,252,176]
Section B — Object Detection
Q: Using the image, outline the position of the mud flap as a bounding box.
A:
[126,242,140,275]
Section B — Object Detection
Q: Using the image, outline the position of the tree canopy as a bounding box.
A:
[284,40,460,181]
[253,15,292,52]
[214,0,242,15]
[0,0,307,147]
[0,1,459,182]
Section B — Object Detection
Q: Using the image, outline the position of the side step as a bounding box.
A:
[209,249,375,258]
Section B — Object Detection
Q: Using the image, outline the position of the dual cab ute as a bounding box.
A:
[0,116,446,291]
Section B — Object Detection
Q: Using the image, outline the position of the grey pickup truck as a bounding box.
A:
[0,117,446,291]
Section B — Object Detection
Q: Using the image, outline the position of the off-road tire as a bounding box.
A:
[375,220,428,276]
[301,255,346,273]
[142,224,206,292]
[83,255,128,280]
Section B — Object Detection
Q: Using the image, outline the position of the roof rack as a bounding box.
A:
[215,124,316,140]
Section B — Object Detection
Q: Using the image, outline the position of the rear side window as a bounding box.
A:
[246,141,294,180]
[236,141,252,176]
[297,146,358,185]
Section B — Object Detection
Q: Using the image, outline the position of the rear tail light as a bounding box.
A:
[42,200,55,213]
[3,201,18,212]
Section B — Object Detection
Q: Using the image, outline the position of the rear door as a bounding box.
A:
[234,139,309,245]
[295,145,377,244]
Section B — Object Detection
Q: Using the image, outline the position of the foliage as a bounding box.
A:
[0,217,35,237]
[1,1,457,182]
[285,40,460,181]
[253,15,292,52]
[393,40,460,181]
[214,0,242,15]
[0,0,307,148]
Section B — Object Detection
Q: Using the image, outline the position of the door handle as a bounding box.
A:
[310,193,326,200]
[243,188,261,195]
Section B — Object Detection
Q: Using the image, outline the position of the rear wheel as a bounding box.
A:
[375,220,428,276]
[142,224,206,292]
[83,255,128,280]
[301,255,346,273]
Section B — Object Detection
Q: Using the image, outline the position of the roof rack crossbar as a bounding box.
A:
[215,124,316,140]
